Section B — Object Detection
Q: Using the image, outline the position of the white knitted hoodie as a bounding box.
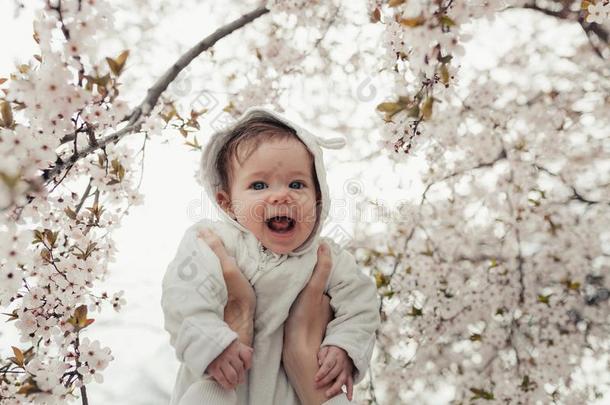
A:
[161,106,380,405]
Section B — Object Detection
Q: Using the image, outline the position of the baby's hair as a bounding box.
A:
[215,110,321,201]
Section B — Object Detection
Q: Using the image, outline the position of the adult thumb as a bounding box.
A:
[308,243,333,294]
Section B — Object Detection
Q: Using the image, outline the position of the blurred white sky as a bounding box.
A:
[0,2,607,404]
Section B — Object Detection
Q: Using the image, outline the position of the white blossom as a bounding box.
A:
[587,2,610,24]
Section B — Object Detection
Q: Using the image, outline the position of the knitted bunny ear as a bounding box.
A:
[315,135,346,150]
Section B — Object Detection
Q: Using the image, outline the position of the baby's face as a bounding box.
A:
[216,137,318,255]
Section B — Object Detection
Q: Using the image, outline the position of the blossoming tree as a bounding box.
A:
[0,0,608,404]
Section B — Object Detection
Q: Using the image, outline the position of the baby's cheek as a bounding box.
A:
[250,199,266,222]
[300,209,315,226]
[306,202,318,224]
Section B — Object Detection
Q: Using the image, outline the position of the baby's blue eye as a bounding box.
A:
[289,181,305,189]
[250,181,267,190]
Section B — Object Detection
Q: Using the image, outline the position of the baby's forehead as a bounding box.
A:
[237,157,313,176]
[232,150,313,179]
[236,136,313,162]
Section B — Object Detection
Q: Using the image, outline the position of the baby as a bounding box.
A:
[161,106,380,405]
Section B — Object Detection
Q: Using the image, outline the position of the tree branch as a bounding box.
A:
[420,148,507,204]
[74,177,93,216]
[38,5,270,194]
[520,2,608,59]
[534,164,609,205]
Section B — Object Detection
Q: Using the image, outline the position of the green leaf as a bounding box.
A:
[440,63,450,85]
[406,105,420,118]
[106,50,130,76]
[439,54,453,64]
[185,136,202,150]
[0,172,20,188]
[520,375,537,392]
[68,304,95,331]
[376,102,403,114]
[562,279,581,291]
[376,101,407,120]
[537,294,551,305]
[11,346,24,367]
[398,15,425,27]
[421,97,433,120]
[1,100,14,128]
[43,229,57,247]
[439,15,456,27]
[374,270,390,288]
[470,388,494,400]
[2,310,18,321]
[408,306,423,316]
[371,7,381,23]
[64,207,77,220]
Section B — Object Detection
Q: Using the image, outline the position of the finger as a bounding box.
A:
[320,293,333,324]
[325,373,347,399]
[307,243,333,294]
[316,360,342,387]
[239,346,254,370]
[318,346,329,366]
[199,228,245,286]
[347,374,353,401]
[314,355,337,381]
[220,362,239,387]
[234,364,245,387]
[212,369,231,390]
[198,228,234,268]
[239,365,248,384]
[229,356,245,378]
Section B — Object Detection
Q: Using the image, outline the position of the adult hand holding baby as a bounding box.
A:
[198,230,348,402]
[282,243,352,404]
[198,227,256,346]
[198,227,256,389]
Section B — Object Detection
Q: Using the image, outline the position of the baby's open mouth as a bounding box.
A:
[266,216,296,233]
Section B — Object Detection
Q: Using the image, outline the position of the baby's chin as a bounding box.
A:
[261,236,301,255]
[262,244,293,255]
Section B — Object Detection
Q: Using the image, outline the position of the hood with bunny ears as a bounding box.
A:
[198,106,346,257]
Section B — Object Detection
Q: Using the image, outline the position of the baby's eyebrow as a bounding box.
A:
[286,170,311,177]
[246,170,310,179]
[244,171,269,180]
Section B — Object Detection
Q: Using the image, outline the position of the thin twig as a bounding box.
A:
[135,133,148,190]
[534,164,608,205]
[22,5,270,210]
[74,177,93,215]
[520,2,608,59]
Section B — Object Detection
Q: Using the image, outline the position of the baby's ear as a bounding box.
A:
[215,190,234,217]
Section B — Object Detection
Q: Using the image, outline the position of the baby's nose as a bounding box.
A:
[268,187,292,204]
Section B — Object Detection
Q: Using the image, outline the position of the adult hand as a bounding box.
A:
[198,226,256,347]
[282,243,341,404]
